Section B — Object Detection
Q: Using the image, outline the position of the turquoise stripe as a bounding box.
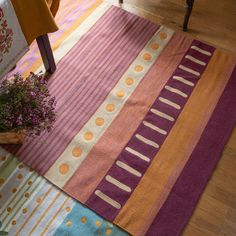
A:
[54,203,128,236]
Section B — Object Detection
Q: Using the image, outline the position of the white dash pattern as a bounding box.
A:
[105,175,131,192]
[165,85,188,98]
[172,76,194,87]
[185,55,206,66]
[159,97,181,110]
[116,161,142,177]
[143,121,167,135]
[135,134,159,148]
[150,108,175,121]
[95,190,121,209]
[178,65,200,76]
[125,147,150,162]
[190,45,212,56]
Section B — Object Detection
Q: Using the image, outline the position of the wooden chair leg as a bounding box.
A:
[183,0,195,31]
[119,0,193,31]
[36,34,56,74]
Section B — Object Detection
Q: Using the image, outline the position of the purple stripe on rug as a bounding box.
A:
[146,65,236,236]
[2,6,160,174]
[86,40,215,221]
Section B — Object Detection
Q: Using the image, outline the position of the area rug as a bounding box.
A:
[2,1,236,236]
[0,148,128,235]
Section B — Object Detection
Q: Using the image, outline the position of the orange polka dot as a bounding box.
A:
[106,228,113,235]
[106,104,115,112]
[22,208,27,214]
[18,164,24,169]
[59,163,69,175]
[143,53,152,61]
[116,90,125,97]
[29,168,34,172]
[66,220,72,227]
[24,192,30,198]
[17,173,23,180]
[66,207,71,212]
[95,220,101,227]
[36,197,42,204]
[125,77,134,85]
[84,132,93,141]
[72,147,82,157]
[0,178,5,186]
[81,216,87,224]
[7,207,12,213]
[95,117,105,126]
[12,220,16,226]
[159,32,167,39]
[28,180,33,185]
[135,65,143,72]
[12,188,17,193]
[150,42,159,50]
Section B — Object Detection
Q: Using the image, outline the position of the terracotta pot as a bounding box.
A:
[0,131,25,144]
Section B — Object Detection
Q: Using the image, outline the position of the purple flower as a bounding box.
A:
[30,91,36,98]
[16,114,23,126]
[0,73,57,136]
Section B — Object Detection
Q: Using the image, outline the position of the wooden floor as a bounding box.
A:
[109,0,236,235]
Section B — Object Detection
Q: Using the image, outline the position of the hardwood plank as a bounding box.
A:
[110,0,236,56]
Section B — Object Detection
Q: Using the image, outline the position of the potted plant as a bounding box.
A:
[0,73,56,144]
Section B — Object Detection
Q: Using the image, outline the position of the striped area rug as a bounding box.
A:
[2,1,236,235]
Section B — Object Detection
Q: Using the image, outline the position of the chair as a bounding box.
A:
[36,35,56,74]
[11,0,59,74]
[118,0,195,31]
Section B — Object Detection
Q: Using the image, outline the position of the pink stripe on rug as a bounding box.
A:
[6,6,160,174]
[146,65,236,236]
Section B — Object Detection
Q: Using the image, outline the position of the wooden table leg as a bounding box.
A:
[36,34,56,74]
[183,0,195,31]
